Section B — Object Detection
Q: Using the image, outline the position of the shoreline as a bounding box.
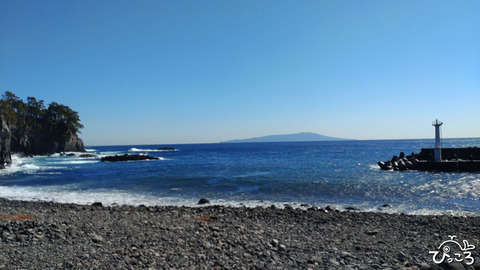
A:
[1,198,479,269]
[0,187,477,217]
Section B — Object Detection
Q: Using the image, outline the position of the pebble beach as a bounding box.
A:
[1,198,479,269]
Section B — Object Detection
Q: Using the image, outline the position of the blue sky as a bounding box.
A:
[1,0,479,145]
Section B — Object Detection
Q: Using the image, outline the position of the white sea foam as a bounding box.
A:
[96,151,125,157]
[85,149,97,152]
[54,160,100,165]
[0,186,197,206]
[0,153,101,175]
[369,164,385,170]
[129,147,177,152]
[0,155,40,175]
[0,184,475,216]
[0,186,316,208]
[40,166,68,170]
[189,200,477,216]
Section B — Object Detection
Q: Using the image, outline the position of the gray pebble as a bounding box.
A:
[0,198,478,269]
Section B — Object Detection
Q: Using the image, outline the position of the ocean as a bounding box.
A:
[0,138,479,216]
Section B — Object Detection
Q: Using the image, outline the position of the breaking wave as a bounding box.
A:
[129,147,176,152]
[0,155,40,175]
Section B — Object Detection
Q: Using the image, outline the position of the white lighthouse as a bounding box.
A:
[433,119,443,161]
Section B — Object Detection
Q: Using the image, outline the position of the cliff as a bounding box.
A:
[11,129,85,156]
[0,116,12,168]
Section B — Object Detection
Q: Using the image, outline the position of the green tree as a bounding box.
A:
[26,96,46,130]
[46,102,84,138]
[0,91,83,139]
[0,91,24,126]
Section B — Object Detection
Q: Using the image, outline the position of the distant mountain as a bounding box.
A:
[221,132,350,143]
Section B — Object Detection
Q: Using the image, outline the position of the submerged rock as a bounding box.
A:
[101,154,159,162]
[198,198,210,205]
[157,147,176,151]
[79,154,98,158]
[325,205,338,212]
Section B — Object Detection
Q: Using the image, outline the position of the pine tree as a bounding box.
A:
[0,91,83,138]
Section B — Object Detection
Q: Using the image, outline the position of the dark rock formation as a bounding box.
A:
[61,132,85,153]
[158,147,176,151]
[101,154,159,162]
[11,130,85,156]
[198,198,210,205]
[325,205,338,212]
[79,154,97,158]
[0,116,12,168]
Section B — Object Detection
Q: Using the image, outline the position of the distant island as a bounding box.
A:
[221,132,351,143]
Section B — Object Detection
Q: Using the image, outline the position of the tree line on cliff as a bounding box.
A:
[0,91,85,168]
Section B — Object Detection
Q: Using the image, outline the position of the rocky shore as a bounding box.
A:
[0,198,479,270]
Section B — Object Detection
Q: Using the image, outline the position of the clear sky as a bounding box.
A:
[1,0,479,146]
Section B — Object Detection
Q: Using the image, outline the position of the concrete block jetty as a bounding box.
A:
[379,120,480,172]
[378,148,480,172]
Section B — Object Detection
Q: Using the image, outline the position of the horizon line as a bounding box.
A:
[85,136,480,147]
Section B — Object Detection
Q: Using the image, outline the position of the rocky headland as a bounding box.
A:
[0,198,479,269]
[0,92,85,168]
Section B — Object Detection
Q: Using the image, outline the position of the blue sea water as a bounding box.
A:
[0,138,479,215]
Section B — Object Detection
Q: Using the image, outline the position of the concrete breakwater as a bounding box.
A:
[378,147,480,172]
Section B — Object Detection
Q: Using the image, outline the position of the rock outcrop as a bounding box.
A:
[0,116,12,168]
[101,154,159,162]
[158,147,176,151]
[11,130,85,156]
